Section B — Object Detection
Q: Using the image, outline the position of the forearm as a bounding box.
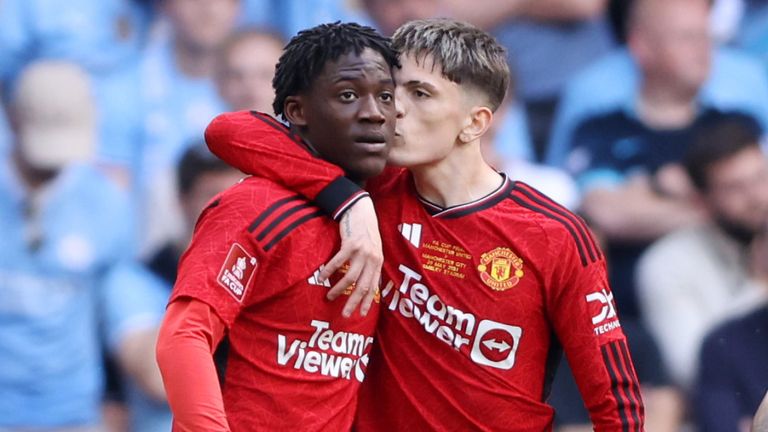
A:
[156,299,230,431]
[119,327,166,402]
[754,391,768,432]
[518,0,607,21]
[444,0,606,28]
[205,111,365,218]
[581,187,704,242]
[642,386,685,432]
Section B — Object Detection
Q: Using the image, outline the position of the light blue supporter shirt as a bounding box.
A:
[0,161,133,428]
[102,262,172,432]
[0,0,151,81]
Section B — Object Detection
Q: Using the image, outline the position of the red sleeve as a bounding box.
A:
[170,190,267,326]
[156,299,229,432]
[205,111,369,219]
[544,211,645,430]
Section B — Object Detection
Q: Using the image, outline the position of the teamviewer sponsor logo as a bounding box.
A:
[276,320,374,382]
[398,223,422,248]
[382,264,523,370]
[471,320,522,370]
[586,288,621,335]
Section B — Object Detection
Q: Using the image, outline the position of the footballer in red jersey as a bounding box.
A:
[155,22,398,431]
[205,19,645,431]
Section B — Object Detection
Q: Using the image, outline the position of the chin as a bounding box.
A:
[350,159,388,180]
[387,149,417,168]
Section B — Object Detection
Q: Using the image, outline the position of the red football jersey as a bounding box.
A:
[205,111,644,431]
[354,171,642,431]
[170,176,379,431]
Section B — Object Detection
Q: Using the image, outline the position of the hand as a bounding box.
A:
[653,163,696,200]
[749,232,768,283]
[319,196,383,317]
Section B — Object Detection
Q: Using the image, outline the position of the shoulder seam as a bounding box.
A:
[245,194,327,252]
[247,194,303,233]
[263,210,325,251]
[514,182,602,261]
[508,185,600,267]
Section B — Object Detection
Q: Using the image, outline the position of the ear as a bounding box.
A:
[5,103,20,135]
[459,105,493,144]
[282,95,307,127]
[627,31,652,70]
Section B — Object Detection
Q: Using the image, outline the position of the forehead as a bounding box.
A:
[709,146,765,181]
[233,35,282,53]
[317,48,392,81]
[395,53,455,87]
[227,35,282,62]
[641,0,709,32]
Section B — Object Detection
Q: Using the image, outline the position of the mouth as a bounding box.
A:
[355,134,388,152]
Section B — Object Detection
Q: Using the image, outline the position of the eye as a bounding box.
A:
[339,90,358,102]
[379,91,394,102]
[413,89,430,98]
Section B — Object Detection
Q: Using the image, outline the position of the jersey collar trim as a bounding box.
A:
[418,173,513,219]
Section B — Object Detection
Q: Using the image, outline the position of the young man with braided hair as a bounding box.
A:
[155,22,398,431]
[207,18,645,431]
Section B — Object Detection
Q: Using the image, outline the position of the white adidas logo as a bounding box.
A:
[307,267,331,287]
[398,223,422,248]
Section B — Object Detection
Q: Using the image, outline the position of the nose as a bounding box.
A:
[359,94,386,123]
[395,100,404,119]
[395,87,406,119]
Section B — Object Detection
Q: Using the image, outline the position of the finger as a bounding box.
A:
[327,259,363,302]
[342,264,371,318]
[358,266,381,317]
[319,248,352,282]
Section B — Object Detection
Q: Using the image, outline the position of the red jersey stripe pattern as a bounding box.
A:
[509,182,601,267]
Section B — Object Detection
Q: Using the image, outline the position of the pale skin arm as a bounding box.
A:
[319,196,383,318]
[754,391,768,432]
[556,385,685,432]
[442,0,607,29]
[580,175,705,242]
[642,386,686,432]
[117,327,166,402]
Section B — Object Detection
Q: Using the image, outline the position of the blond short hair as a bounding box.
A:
[392,18,511,111]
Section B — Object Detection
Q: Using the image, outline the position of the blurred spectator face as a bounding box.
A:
[180,168,242,228]
[363,0,439,35]
[704,145,768,237]
[164,0,240,51]
[216,31,284,112]
[11,61,96,171]
[630,0,712,95]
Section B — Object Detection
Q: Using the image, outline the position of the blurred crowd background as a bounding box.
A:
[2,0,768,431]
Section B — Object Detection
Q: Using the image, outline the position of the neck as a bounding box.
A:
[174,39,217,78]
[12,150,58,191]
[410,139,502,208]
[637,78,698,129]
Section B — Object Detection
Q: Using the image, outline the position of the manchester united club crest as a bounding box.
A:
[477,247,524,291]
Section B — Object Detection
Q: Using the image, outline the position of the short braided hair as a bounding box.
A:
[272,22,398,121]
